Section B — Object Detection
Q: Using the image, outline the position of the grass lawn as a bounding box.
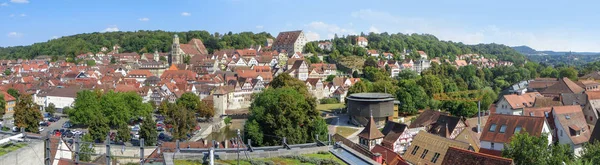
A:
[180,152,346,165]
[335,126,359,138]
[317,103,345,112]
[0,143,27,156]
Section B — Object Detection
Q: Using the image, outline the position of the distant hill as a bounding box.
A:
[0,30,274,59]
[512,45,600,56]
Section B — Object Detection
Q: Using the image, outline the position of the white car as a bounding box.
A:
[38,127,44,132]
[72,130,82,135]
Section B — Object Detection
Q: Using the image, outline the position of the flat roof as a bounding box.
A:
[347,93,395,102]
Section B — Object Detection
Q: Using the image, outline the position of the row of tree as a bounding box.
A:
[0,30,273,59]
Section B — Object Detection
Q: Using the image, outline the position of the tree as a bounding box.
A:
[396,70,419,80]
[110,56,116,64]
[397,90,417,115]
[442,101,478,117]
[352,70,359,78]
[558,67,578,81]
[86,60,96,66]
[13,95,43,133]
[7,88,19,100]
[269,74,312,97]
[70,90,101,125]
[502,132,574,165]
[176,92,214,118]
[88,115,109,142]
[364,57,378,68]
[0,95,5,118]
[3,69,11,76]
[158,100,169,116]
[308,56,321,64]
[46,103,56,116]
[159,56,167,62]
[116,123,131,143]
[372,80,397,95]
[79,134,96,162]
[183,55,191,64]
[418,75,443,96]
[167,103,196,140]
[540,66,558,78]
[580,142,600,164]
[325,75,336,82]
[480,87,498,111]
[348,80,373,95]
[245,87,327,146]
[363,67,388,82]
[139,115,158,146]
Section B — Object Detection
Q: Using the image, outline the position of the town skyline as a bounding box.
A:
[2,0,600,52]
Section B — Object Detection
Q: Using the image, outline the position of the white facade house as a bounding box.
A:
[552,105,590,157]
[480,114,552,153]
[495,92,540,115]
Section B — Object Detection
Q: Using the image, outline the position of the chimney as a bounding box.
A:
[372,153,383,164]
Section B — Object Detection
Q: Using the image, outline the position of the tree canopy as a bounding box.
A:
[0,30,273,59]
[502,132,574,165]
[246,74,327,146]
[13,95,42,133]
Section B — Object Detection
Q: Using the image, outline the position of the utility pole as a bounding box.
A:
[237,129,241,165]
[105,133,111,165]
[477,100,481,133]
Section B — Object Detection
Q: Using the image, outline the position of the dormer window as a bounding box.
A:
[499,125,507,133]
[489,124,497,132]
[514,126,522,133]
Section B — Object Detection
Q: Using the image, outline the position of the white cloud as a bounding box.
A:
[255,25,264,29]
[1,2,8,6]
[305,21,357,40]
[7,32,22,38]
[103,25,119,32]
[10,0,29,4]
[181,12,191,16]
[138,17,150,21]
[368,26,380,33]
[305,31,320,41]
[19,13,26,17]
[52,36,59,39]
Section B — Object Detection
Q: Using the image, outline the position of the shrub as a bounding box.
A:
[224,117,232,125]
[319,98,340,104]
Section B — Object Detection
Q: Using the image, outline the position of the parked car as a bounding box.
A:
[38,127,44,132]
[157,126,164,132]
[40,122,50,127]
[12,126,19,132]
[49,116,61,122]
[63,122,72,128]
[131,125,140,132]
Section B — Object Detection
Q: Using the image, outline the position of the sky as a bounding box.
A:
[1,0,600,52]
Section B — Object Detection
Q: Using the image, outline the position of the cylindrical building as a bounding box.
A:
[346,93,395,126]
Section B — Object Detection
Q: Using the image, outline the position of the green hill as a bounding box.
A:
[0,30,273,59]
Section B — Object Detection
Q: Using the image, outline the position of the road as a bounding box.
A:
[41,117,69,135]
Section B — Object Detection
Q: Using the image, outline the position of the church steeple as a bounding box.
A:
[173,34,180,44]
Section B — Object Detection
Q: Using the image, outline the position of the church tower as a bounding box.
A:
[153,50,160,62]
[170,34,182,65]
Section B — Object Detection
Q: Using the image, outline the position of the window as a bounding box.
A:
[411,146,420,155]
[515,126,522,133]
[560,130,563,137]
[499,125,507,133]
[491,142,495,149]
[431,153,441,163]
[420,149,429,159]
[545,112,549,117]
[529,112,534,116]
[489,124,497,132]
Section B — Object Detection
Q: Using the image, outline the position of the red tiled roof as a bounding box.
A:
[371,145,410,165]
[443,147,513,165]
[480,114,546,143]
[2,91,16,101]
[502,92,540,109]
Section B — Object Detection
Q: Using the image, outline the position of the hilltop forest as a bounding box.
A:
[0,30,273,59]
[305,32,527,65]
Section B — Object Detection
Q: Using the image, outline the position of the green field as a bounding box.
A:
[176,152,346,165]
[335,126,359,138]
[317,103,345,112]
[0,143,27,156]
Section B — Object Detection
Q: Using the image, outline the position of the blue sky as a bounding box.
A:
[1,0,600,52]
